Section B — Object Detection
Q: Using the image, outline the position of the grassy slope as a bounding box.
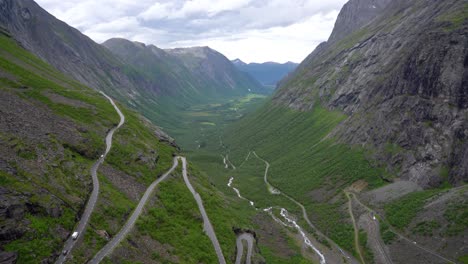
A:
[220,102,386,254]
[144,92,312,262]
[172,97,317,262]
[1,30,299,263]
[104,41,268,136]
[135,175,219,264]
[113,165,245,264]
[188,159,313,264]
[0,33,176,262]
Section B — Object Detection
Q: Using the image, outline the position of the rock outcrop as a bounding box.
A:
[274,0,468,187]
[328,0,392,43]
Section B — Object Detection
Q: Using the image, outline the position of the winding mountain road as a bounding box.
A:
[349,192,456,264]
[235,233,254,264]
[56,92,125,264]
[362,212,393,264]
[86,155,226,263]
[180,156,227,264]
[251,151,357,263]
[345,191,393,264]
[88,157,179,263]
[345,192,366,264]
[251,152,280,194]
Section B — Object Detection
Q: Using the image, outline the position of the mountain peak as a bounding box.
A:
[165,46,217,58]
[231,58,246,65]
[328,0,392,43]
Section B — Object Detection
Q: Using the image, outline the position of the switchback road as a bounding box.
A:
[88,157,179,263]
[235,233,254,264]
[56,92,125,264]
[180,156,227,264]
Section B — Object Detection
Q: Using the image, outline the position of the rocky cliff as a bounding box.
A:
[0,0,139,97]
[274,0,468,187]
[328,0,392,43]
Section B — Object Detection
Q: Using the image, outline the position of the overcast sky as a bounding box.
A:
[35,0,347,63]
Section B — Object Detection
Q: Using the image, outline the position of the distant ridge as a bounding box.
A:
[231,59,298,88]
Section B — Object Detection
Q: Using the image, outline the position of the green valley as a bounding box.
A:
[0,0,466,263]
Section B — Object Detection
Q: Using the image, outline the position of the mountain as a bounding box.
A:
[103,39,265,100]
[275,0,467,186]
[0,0,140,100]
[1,0,467,262]
[231,58,247,67]
[166,47,264,95]
[223,0,467,262]
[0,29,178,262]
[0,1,267,262]
[101,38,266,132]
[0,28,243,263]
[0,0,265,132]
[232,59,298,87]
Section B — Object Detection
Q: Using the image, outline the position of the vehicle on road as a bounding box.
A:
[62,250,68,256]
[72,232,79,240]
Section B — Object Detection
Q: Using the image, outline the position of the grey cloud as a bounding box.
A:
[36,0,347,62]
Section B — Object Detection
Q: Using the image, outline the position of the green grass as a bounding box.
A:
[380,221,396,244]
[136,176,218,264]
[0,35,120,159]
[358,230,374,263]
[412,221,441,236]
[162,93,267,151]
[259,245,313,264]
[0,32,177,262]
[309,199,355,253]
[436,3,468,31]
[71,174,137,263]
[443,200,468,236]
[106,107,176,186]
[0,168,80,263]
[189,102,387,253]
[172,96,384,257]
[458,255,468,264]
[385,189,445,229]
[224,103,385,200]
[188,163,255,260]
[4,209,75,263]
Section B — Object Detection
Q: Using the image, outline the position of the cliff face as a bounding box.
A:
[328,0,392,43]
[274,0,468,187]
[0,0,140,97]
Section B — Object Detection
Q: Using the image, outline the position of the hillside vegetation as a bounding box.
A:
[0,32,177,263]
